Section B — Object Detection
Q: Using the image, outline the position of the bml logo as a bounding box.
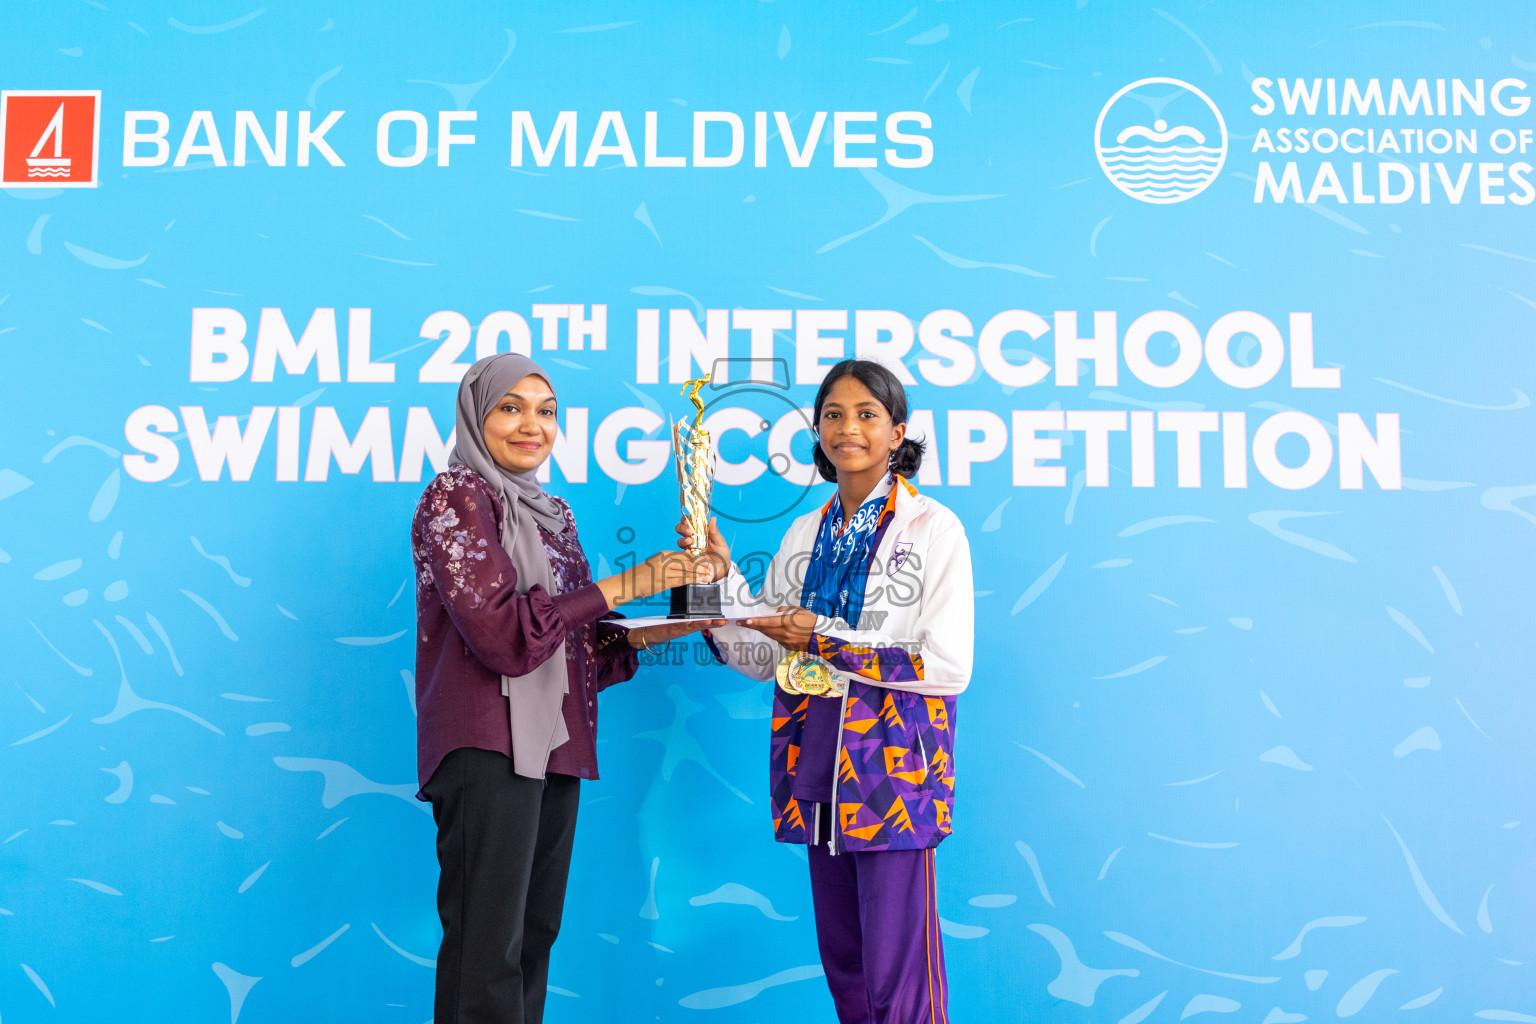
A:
[1095,78,1226,204]
[1,90,101,188]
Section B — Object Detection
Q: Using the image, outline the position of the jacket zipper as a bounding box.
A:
[829,687,850,855]
[916,731,928,780]
[823,482,915,856]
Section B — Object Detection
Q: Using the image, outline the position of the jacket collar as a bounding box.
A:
[800,475,924,541]
[817,472,896,515]
[887,474,923,530]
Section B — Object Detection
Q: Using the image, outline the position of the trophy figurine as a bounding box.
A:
[669,375,724,618]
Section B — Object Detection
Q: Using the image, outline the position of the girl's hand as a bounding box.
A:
[677,516,732,582]
[741,606,819,652]
[628,618,727,649]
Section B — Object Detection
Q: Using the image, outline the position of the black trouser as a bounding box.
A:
[423,747,581,1024]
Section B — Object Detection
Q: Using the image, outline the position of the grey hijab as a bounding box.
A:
[450,353,571,779]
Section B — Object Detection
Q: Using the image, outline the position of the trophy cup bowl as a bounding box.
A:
[669,375,724,619]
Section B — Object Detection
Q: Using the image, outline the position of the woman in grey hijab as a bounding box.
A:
[411,353,718,1024]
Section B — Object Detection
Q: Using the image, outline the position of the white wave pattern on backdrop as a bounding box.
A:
[3,4,1535,1023]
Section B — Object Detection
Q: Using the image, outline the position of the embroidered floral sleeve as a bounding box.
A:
[412,467,571,679]
[592,619,639,691]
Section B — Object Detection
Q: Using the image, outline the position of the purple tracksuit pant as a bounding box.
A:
[807,808,950,1024]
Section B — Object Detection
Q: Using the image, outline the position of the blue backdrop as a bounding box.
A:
[4,3,1535,1021]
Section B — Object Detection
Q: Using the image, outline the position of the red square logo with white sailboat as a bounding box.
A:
[1,91,101,187]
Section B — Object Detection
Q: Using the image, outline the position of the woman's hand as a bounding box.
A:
[628,618,727,649]
[642,548,716,592]
[596,549,714,609]
[676,516,732,581]
[741,606,819,652]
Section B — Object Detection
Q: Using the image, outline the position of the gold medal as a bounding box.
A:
[776,652,841,697]
[775,653,799,695]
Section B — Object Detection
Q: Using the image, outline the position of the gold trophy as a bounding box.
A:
[669,375,723,618]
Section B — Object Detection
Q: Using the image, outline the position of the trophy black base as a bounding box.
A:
[668,584,722,619]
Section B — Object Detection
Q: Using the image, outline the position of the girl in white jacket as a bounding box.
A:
[686,359,974,1024]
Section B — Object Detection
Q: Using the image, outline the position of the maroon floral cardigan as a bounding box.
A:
[411,465,637,791]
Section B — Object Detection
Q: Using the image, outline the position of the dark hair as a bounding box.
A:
[811,359,926,482]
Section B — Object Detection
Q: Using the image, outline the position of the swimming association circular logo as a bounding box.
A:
[1095,77,1227,204]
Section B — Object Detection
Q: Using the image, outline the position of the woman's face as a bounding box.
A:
[817,375,905,478]
[482,374,558,473]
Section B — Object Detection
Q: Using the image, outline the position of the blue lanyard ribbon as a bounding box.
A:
[800,483,894,630]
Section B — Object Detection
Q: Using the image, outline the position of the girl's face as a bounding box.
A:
[483,374,558,473]
[817,375,906,478]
